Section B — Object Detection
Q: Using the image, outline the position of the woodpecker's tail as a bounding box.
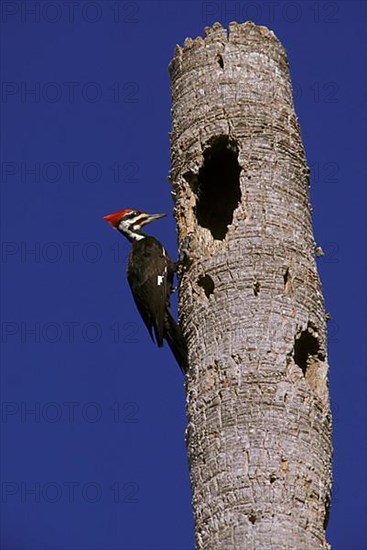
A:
[164,311,188,374]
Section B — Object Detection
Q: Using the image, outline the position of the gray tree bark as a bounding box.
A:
[169,22,332,550]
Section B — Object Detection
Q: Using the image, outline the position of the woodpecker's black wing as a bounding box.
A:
[164,310,188,373]
[127,236,173,347]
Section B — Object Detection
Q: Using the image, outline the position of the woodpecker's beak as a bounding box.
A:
[142,212,166,226]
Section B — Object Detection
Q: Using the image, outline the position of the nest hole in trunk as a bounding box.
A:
[188,136,242,240]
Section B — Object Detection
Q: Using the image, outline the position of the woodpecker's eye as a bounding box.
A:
[123,210,140,221]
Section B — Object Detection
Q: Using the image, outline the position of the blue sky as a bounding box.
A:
[1,1,366,549]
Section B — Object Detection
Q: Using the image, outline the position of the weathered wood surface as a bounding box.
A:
[169,21,332,550]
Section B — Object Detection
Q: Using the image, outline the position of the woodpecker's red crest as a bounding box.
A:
[103,209,137,228]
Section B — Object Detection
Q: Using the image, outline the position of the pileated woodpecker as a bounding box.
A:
[103,208,187,373]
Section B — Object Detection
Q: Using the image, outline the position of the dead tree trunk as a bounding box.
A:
[169,22,332,549]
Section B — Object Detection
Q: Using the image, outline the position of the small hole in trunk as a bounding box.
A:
[197,275,215,298]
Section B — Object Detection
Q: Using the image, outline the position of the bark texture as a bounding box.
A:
[169,21,332,550]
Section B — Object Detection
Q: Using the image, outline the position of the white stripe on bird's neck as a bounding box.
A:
[118,220,146,242]
[126,229,145,241]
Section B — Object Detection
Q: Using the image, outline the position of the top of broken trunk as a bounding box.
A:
[169,21,288,77]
